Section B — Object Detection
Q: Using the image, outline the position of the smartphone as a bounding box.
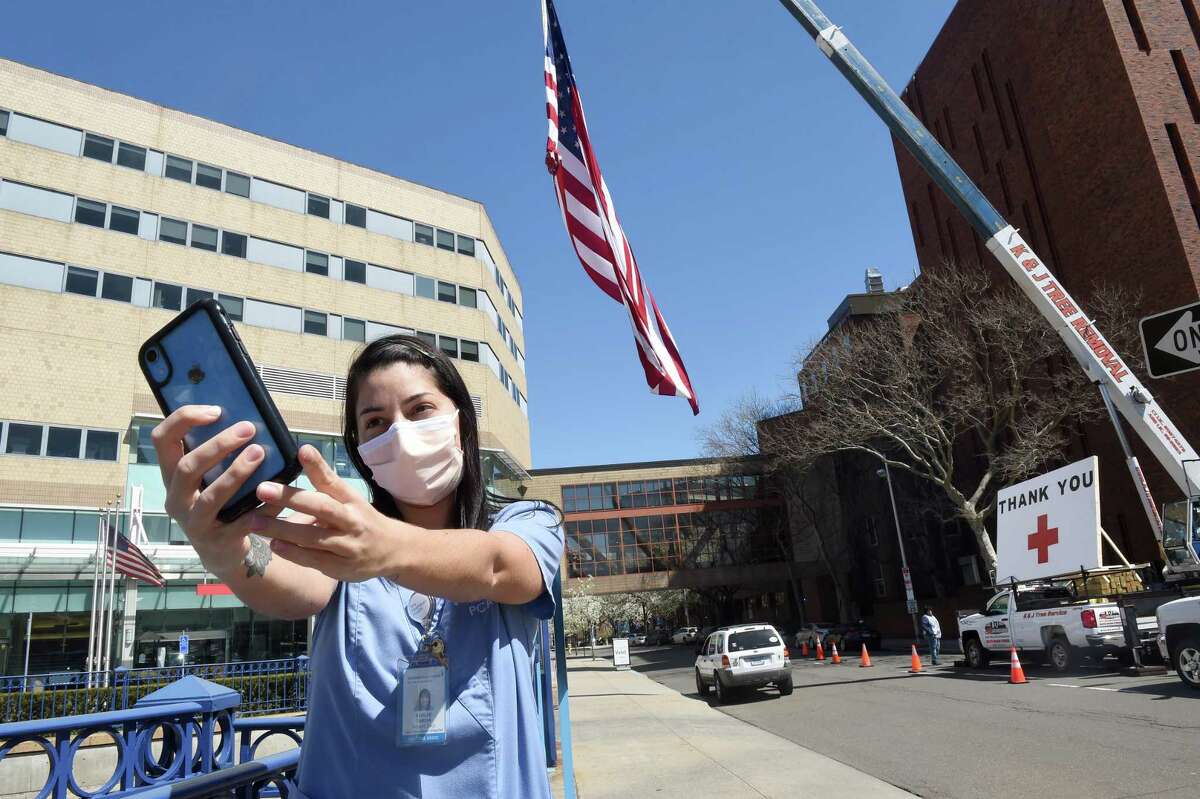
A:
[138,298,301,522]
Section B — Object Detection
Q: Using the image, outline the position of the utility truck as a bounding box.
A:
[776,0,1200,677]
[958,576,1154,672]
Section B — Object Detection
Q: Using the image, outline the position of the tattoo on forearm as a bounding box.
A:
[244,534,272,578]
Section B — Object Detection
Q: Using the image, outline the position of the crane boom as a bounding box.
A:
[776,0,1200,523]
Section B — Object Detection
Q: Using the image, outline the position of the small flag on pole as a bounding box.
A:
[542,0,699,414]
[106,527,165,587]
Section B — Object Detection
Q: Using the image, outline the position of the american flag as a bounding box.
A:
[106,527,165,586]
[542,0,699,415]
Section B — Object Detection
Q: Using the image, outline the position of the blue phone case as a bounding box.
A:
[138,300,300,522]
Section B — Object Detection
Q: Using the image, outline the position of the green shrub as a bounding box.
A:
[0,672,308,724]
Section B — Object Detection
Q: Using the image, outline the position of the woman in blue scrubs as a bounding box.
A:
[153,335,563,798]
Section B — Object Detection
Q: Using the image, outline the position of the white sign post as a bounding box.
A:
[995,457,1101,583]
[612,637,630,670]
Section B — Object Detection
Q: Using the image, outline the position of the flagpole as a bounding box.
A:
[85,507,103,685]
[93,501,112,682]
[102,497,121,678]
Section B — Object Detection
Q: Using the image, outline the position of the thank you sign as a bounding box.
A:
[995,457,1100,583]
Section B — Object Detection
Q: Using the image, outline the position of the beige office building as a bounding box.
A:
[0,59,530,673]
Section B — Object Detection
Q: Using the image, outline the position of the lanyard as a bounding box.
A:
[412,593,446,662]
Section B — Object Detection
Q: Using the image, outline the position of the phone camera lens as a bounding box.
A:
[146,349,159,363]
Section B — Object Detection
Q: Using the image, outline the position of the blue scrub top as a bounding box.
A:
[293,500,563,799]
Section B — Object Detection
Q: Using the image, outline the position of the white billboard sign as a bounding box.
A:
[995,457,1101,583]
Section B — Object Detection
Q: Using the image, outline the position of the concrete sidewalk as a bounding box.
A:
[557,657,912,799]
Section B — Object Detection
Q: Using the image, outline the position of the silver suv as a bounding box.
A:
[694,623,792,704]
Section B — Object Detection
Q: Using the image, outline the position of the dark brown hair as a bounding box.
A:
[342,335,487,529]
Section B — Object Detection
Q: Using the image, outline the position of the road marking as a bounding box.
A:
[1047,683,1080,688]
[1084,686,1119,691]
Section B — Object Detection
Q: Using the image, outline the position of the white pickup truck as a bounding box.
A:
[958,584,1136,672]
[1156,595,1200,690]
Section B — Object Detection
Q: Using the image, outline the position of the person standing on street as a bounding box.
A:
[921,607,942,665]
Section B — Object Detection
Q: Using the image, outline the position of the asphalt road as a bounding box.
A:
[629,645,1200,799]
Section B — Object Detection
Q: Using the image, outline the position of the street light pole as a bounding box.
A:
[878,462,920,640]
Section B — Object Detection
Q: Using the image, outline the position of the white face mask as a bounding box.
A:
[357,411,464,507]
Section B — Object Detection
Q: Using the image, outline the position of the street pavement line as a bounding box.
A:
[1083,686,1119,691]
[1047,683,1080,688]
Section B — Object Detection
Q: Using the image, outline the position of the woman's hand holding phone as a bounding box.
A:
[153,404,272,573]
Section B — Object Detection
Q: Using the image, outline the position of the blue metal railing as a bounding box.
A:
[0,657,310,722]
[0,679,305,799]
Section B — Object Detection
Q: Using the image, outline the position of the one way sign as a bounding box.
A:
[1140,302,1200,378]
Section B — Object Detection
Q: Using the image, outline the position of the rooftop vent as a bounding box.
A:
[865,267,884,294]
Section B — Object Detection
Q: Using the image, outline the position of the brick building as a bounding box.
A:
[0,59,530,672]
[522,458,795,626]
[893,0,1200,562]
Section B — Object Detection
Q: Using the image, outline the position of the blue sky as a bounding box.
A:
[4,0,956,468]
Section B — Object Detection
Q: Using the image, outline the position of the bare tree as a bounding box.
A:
[767,267,1141,580]
[699,391,833,621]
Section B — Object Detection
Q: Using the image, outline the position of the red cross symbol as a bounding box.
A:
[1027,514,1059,564]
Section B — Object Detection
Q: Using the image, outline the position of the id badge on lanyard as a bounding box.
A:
[397,594,449,747]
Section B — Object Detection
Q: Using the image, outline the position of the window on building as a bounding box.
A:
[74,198,107,228]
[84,430,119,461]
[164,155,193,182]
[305,251,329,276]
[224,171,250,197]
[343,317,366,342]
[107,205,141,235]
[436,229,455,251]
[344,203,366,228]
[116,142,146,170]
[221,231,247,258]
[415,276,435,299]
[159,217,188,245]
[64,266,99,297]
[437,281,457,304]
[873,562,887,598]
[303,310,328,336]
[414,223,434,246]
[958,555,981,586]
[152,282,183,311]
[439,336,459,359]
[5,423,42,455]
[45,426,81,458]
[460,340,479,362]
[82,133,115,162]
[189,224,218,252]
[185,288,213,307]
[0,110,8,136]
[100,272,133,303]
[218,294,244,321]
[343,259,366,284]
[194,163,222,190]
[456,235,475,257]
[865,517,879,547]
[458,287,477,308]
[415,331,437,350]
[307,194,330,218]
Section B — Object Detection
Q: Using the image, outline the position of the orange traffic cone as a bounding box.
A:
[909,643,922,673]
[859,644,873,668]
[1008,647,1027,684]
[801,640,809,658]
[816,641,825,661]
[831,643,842,664]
